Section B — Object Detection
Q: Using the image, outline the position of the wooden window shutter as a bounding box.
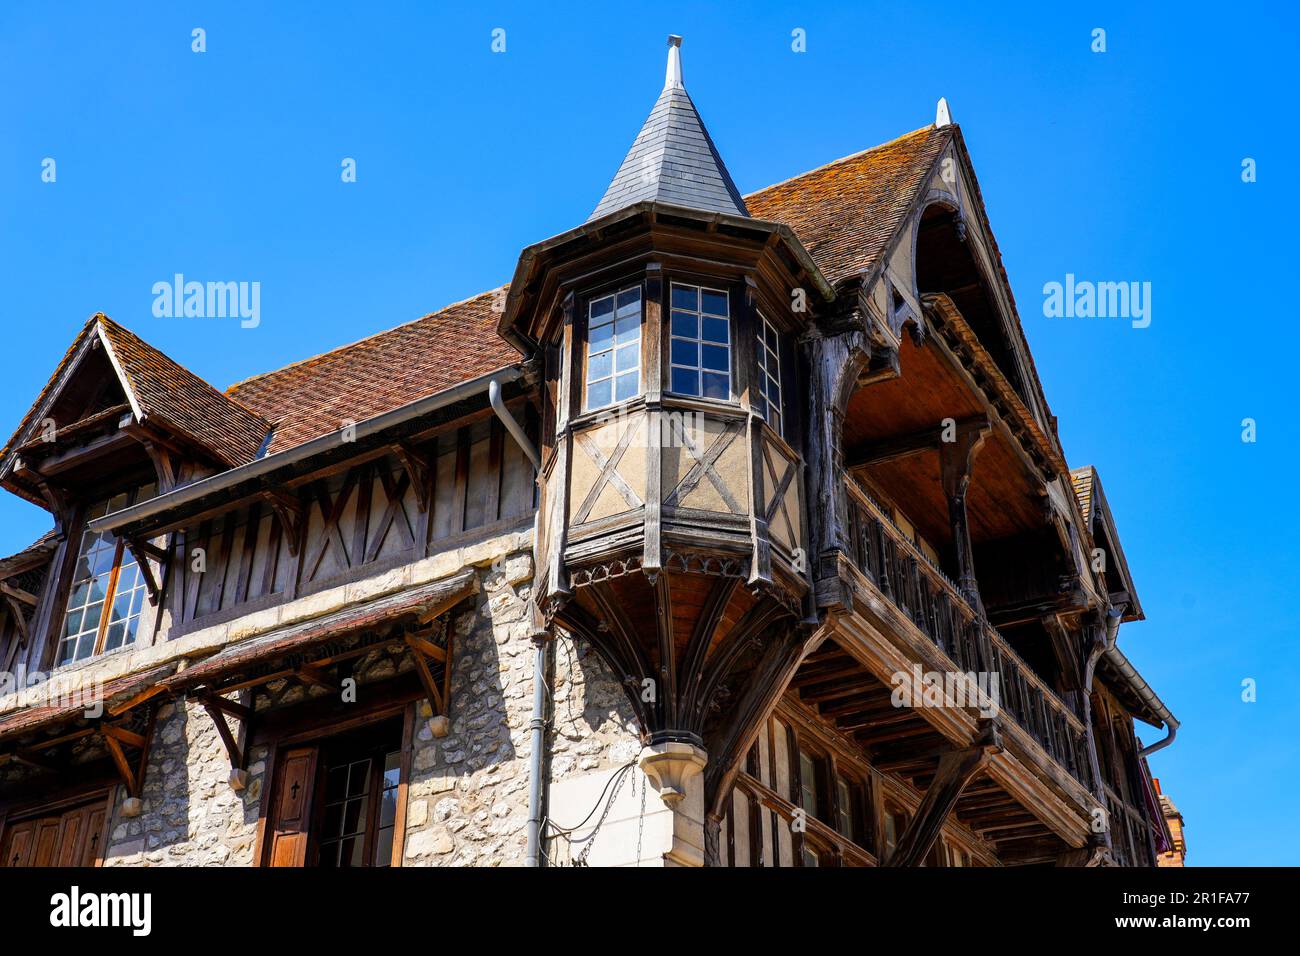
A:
[82,805,108,866]
[267,745,320,867]
[1,818,36,868]
[32,818,61,866]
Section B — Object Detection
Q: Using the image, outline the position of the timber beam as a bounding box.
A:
[99,707,157,799]
[0,582,38,606]
[194,691,251,787]
[258,489,304,557]
[123,537,165,604]
[404,624,454,736]
[844,415,988,471]
[886,719,1003,867]
[939,417,990,614]
[393,441,433,512]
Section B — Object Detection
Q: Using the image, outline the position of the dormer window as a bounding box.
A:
[585,286,642,411]
[754,312,783,436]
[57,484,155,665]
[669,283,731,400]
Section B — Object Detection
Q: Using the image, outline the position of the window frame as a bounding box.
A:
[754,311,784,436]
[313,741,403,868]
[583,283,644,413]
[667,281,734,402]
[54,485,156,667]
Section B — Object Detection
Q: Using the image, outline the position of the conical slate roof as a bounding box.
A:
[589,37,749,221]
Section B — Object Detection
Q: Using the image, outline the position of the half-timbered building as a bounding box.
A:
[0,37,1175,868]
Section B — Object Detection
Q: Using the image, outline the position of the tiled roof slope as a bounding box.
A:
[745,125,952,285]
[97,316,270,466]
[589,84,749,221]
[229,129,952,456]
[0,316,270,472]
[227,288,518,455]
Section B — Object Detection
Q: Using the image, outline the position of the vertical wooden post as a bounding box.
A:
[939,419,988,614]
[643,265,663,574]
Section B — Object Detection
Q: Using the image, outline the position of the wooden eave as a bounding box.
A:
[1083,470,1144,622]
[501,201,834,348]
[88,372,531,543]
[844,332,1047,546]
[923,293,1067,479]
[156,571,476,697]
[0,663,176,752]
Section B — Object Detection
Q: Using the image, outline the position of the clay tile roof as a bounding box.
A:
[1070,466,1096,525]
[4,126,958,479]
[0,316,271,481]
[226,287,519,455]
[0,530,58,579]
[223,132,951,458]
[745,125,952,286]
[97,316,271,466]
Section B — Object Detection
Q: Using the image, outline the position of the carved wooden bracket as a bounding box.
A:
[100,711,156,799]
[124,537,167,605]
[886,720,1003,867]
[939,417,990,614]
[195,691,252,780]
[16,464,71,537]
[404,622,453,735]
[1,593,31,672]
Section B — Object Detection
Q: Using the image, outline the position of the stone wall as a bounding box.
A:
[400,551,641,867]
[92,547,642,868]
[101,699,267,866]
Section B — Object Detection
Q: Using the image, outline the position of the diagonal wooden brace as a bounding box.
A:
[404,623,454,736]
[886,720,1003,867]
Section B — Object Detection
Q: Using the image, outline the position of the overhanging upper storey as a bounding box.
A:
[499,201,833,353]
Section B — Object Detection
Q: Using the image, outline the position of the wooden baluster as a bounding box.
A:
[878,525,894,601]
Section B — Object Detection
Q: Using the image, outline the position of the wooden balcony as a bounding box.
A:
[842,479,1092,791]
[1103,784,1155,868]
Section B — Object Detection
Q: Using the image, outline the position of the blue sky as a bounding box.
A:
[1,2,1296,864]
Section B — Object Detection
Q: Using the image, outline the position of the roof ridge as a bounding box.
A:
[745,124,946,200]
[226,285,510,395]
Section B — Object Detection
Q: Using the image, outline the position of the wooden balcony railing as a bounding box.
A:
[843,479,1092,790]
[1103,784,1154,868]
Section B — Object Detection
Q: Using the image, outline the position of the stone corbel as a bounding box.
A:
[639,741,708,807]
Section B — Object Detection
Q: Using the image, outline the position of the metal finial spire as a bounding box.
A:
[665,35,683,89]
[936,97,952,127]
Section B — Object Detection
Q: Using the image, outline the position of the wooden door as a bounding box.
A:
[0,818,36,867]
[0,797,110,868]
[267,746,319,867]
[31,818,61,866]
